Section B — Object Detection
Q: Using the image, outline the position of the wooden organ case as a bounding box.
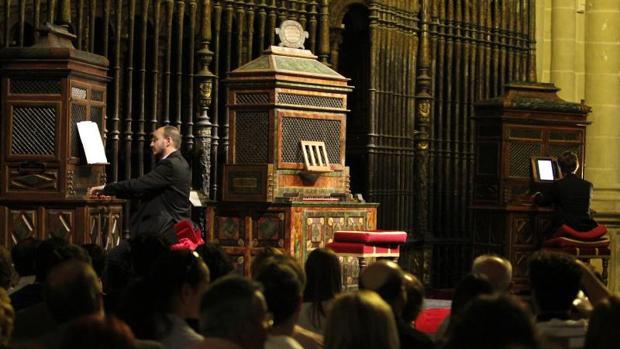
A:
[472,82,591,291]
[207,43,378,275]
[0,25,123,248]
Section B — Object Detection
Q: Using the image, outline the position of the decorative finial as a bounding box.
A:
[275,20,309,49]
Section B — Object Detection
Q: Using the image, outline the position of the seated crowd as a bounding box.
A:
[0,233,615,349]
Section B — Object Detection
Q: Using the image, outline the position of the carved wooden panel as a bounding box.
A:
[8,209,38,244]
[512,214,536,246]
[46,209,74,241]
[214,215,245,247]
[7,167,59,192]
[253,212,286,248]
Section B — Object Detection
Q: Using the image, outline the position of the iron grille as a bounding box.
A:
[278,93,344,109]
[11,106,56,155]
[10,79,61,94]
[236,93,270,105]
[235,111,269,164]
[71,104,87,157]
[281,117,341,164]
[91,107,103,128]
[548,144,580,158]
[508,143,541,177]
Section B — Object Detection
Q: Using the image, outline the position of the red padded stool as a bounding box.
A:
[543,226,610,284]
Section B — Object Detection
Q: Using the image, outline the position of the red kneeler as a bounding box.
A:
[543,224,610,284]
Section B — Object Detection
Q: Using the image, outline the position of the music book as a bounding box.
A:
[77,121,108,164]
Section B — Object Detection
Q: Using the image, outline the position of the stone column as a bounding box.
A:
[550,0,577,101]
[583,0,620,292]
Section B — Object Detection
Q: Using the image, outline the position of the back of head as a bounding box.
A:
[359,260,404,311]
[250,247,284,279]
[161,125,182,149]
[324,290,399,349]
[195,242,234,281]
[451,273,494,318]
[401,272,425,323]
[81,244,107,278]
[200,275,268,349]
[558,151,579,174]
[444,295,539,349]
[472,255,513,293]
[254,260,303,326]
[0,288,14,347]
[584,295,620,349]
[11,238,40,277]
[528,251,581,315]
[129,235,169,278]
[34,237,70,282]
[303,248,342,303]
[59,315,136,349]
[45,260,102,323]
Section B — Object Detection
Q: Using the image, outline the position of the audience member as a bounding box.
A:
[194,243,234,281]
[251,247,284,279]
[443,295,542,349]
[0,247,17,291]
[436,273,494,342]
[193,275,270,349]
[401,272,424,326]
[299,248,341,334]
[118,250,209,349]
[129,235,169,278]
[254,260,304,349]
[81,244,107,279]
[359,260,433,349]
[324,290,399,349]
[0,288,14,348]
[528,251,592,349]
[10,238,40,295]
[583,295,620,349]
[59,315,136,349]
[472,254,513,293]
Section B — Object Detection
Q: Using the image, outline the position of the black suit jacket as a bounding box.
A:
[534,173,597,232]
[103,150,191,241]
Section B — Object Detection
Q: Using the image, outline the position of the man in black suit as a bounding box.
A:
[533,151,597,236]
[89,126,190,243]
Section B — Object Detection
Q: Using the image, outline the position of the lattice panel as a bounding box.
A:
[71,104,88,157]
[281,117,341,164]
[10,79,61,94]
[508,143,541,177]
[91,106,103,128]
[11,106,56,155]
[236,92,270,104]
[548,144,580,158]
[278,93,344,109]
[71,87,87,100]
[234,111,269,164]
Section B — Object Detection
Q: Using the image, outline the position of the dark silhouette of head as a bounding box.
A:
[359,260,406,313]
[402,272,425,323]
[195,242,234,281]
[11,237,40,277]
[584,295,620,349]
[558,151,579,175]
[254,260,303,327]
[528,251,581,316]
[59,315,136,349]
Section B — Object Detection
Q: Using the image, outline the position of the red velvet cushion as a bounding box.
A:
[543,236,610,249]
[553,224,607,240]
[327,242,400,256]
[334,230,407,244]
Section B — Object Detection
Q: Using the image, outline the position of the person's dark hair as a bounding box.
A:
[362,270,403,305]
[129,235,168,278]
[558,151,579,174]
[401,272,425,323]
[34,237,70,282]
[528,251,581,316]
[162,125,182,149]
[195,242,234,281]
[584,295,620,349]
[200,275,266,345]
[303,248,341,328]
[254,261,303,325]
[250,247,284,279]
[59,315,136,349]
[45,260,102,324]
[118,249,209,340]
[0,247,17,290]
[450,273,494,319]
[81,244,107,278]
[11,237,40,277]
[444,295,541,349]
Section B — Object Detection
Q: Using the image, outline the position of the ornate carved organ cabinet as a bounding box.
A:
[472,82,591,291]
[0,25,123,248]
[206,24,378,274]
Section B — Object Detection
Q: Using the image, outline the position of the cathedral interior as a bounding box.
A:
[0,0,618,291]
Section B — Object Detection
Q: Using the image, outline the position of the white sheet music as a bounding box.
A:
[77,121,108,164]
[538,159,554,181]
